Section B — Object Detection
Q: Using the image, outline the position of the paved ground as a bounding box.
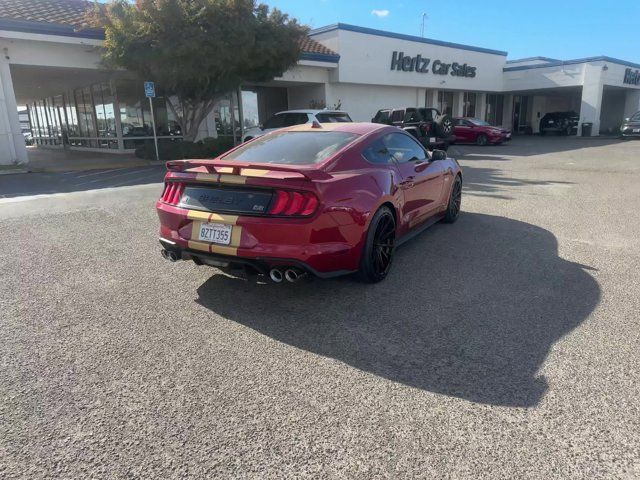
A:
[22,147,152,173]
[1,137,639,479]
[0,164,165,199]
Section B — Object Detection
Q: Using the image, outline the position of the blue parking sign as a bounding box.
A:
[144,81,155,98]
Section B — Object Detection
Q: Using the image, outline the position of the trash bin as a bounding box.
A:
[581,122,593,137]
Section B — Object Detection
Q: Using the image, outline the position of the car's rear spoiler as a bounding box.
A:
[165,159,331,181]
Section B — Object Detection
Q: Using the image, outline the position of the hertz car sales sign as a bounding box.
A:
[623,68,640,86]
[390,51,477,78]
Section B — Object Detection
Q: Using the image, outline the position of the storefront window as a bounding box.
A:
[241,90,260,130]
[65,91,80,139]
[463,92,477,117]
[117,79,153,139]
[438,91,454,116]
[212,90,241,143]
[75,86,97,146]
[93,83,117,146]
[485,94,504,126]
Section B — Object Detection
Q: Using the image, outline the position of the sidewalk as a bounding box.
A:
[0,146,159,175]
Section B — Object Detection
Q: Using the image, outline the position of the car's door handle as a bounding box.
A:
[399,176,415,188]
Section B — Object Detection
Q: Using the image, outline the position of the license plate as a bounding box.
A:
[198,222,232,245]
[633,128,640,133]
[548,120,554,124]
[429,137,436,143]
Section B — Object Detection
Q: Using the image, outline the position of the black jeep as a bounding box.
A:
[371,107,454,151]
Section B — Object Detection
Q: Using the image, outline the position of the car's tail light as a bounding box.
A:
[161,182,185,205]
[421,123,432,134]
[268,189,319,217]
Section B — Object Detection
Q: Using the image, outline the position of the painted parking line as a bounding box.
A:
[74,167,133,178]
[74,167,161,186]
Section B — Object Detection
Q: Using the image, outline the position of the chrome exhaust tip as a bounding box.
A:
[284,268,307,283]
[269,268,284,283]
[161,249,179,262]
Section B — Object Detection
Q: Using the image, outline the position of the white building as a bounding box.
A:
[1,1,639,165]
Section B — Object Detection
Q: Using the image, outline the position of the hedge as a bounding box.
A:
[134,137,235,161]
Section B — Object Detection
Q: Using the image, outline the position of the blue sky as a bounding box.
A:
[263,0,640,63]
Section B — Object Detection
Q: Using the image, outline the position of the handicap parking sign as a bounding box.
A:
[144,81,155,98]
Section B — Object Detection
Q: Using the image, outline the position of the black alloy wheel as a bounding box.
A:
[476,134,488,146]
[443,175,462,223]
[358,207,396,283]
[441,117,453,136]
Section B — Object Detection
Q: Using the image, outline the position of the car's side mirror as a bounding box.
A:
[431,149,447,161]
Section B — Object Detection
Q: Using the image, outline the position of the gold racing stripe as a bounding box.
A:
[186,210,238,225]
[187,239,238,256]
[194,173,220,182]
[193,169,269,184]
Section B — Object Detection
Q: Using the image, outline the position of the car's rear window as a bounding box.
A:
[315,113,352,123]
[223,131,359,165]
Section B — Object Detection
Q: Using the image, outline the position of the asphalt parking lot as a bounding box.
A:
[1,136,639,478]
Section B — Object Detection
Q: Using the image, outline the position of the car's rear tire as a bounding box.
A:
[358,206,396,283]
[476,134,488,146]
[442,175,462,223]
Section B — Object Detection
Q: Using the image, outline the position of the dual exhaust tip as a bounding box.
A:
[162,249,305,283]
[160,249,179,262]
[269,267,307,283]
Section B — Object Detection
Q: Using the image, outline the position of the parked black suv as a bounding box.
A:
[539,111,579,136]
[372,107,454,151]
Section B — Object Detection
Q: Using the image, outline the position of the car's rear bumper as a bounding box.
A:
[159,238,355,278]
[156,201,365,275]
[620,128,640,137]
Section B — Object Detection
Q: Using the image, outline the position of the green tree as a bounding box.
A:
[91,0,307,141]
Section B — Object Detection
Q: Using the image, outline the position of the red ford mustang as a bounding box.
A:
[156,122,462,283]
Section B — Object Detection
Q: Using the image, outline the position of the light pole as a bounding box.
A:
[421,12,428,37]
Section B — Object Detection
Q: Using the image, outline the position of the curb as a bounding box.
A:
[0,168,31,175]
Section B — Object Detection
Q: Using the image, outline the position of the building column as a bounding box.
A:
[502,94,514,130]
[623,90,640,118]
[453,91,464,117]
[477,93,487,120]
[0,62,28,165]
[425,89,438,108]
[579,63,605,136]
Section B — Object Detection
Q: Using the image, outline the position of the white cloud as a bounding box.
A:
[371,9,390,18]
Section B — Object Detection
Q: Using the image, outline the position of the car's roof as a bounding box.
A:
[285,122,388,135]
[275,109,349,115]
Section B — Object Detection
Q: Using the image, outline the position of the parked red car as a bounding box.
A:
[452,118,511,145]
[157,122,462,283]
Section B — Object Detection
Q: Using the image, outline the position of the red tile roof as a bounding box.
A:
[0,0,339,58]
[300,37,338,58]
[0,0,90,27]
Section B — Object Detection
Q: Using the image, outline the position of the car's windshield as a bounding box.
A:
[223,131,359,165]
[631,112,640,121]
[468,118,491,126]
[315,112,352,123]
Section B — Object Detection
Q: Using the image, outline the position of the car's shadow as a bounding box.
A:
[196,213,600,407]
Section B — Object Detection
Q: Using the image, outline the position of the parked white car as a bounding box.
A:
[242,109,352,142]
